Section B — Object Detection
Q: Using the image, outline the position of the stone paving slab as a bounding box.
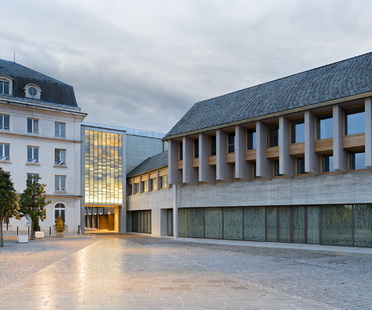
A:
[0,235,340,310]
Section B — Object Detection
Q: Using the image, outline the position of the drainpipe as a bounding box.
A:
[173,185,178,239]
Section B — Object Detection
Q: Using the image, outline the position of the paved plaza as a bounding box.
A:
[0,234,372,309]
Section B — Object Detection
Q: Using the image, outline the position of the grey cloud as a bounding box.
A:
[1,0,372,133]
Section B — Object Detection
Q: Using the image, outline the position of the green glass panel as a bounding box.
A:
[178,209,188,237]
[188,208,204,238]
[167,209,173,236]
[322,205,353,246]
[205,208,223,239]
[243,207,265,241]
[354,204,372,247]
[266,207,277,242]
[223,207,243,240]
[307,206,320,244]
[293,207,305,243]
[279,207,290,242]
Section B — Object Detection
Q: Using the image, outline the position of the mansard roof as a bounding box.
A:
[0,59,78,108]
[127,150,168,178]
[166,52,372,138]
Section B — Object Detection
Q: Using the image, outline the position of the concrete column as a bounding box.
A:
[365,98,372,167]
[216,130,234,181]
[305,111,319,174]
[139,176,144,193]
[182,137,198,184]
[156,170,160,191]
[279,116,294,176]
[168,140,182,185]
[173,185,178,239]
[235,126,251,180]
[199,133,215,182]
[256,121,271,178]
[333,105,347,172]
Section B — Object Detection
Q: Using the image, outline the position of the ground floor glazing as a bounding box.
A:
[165,204,372,247]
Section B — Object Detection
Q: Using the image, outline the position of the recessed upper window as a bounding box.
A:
[268,124,279,147]
[0,75,12,96]
[24,84,42,100]
[291,119,305,143]
[345,107,365,136]
[317,113,333,140]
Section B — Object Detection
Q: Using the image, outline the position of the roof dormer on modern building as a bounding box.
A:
[0,59,86,234]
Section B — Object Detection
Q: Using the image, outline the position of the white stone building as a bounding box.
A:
[0,59,86,233]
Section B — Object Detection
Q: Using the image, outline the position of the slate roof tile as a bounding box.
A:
[166,52,372,138]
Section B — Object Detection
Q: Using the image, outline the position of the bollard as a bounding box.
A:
[49,227,51,236]
[17,226,19,235]
[28,226,30,236]
[78,225,81,234]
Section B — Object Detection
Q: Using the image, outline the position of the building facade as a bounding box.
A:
[82,123,167,233]
[0,59,86,233]
[127,52,372,247]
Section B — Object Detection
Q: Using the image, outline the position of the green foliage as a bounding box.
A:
[0,168,18,247]
[18,177,51,239]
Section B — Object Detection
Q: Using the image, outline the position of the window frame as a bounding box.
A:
[317,113,333,140]
[55,149,66,166]
[0,76,12,96]
[193,139,199,158]
[149,178,158,191]
[0,114,10,131]
[27,146,39,163]
[268,124,279,147]
[210,136,216,156]
[27,173,39,182]
[0,143,10,161]
[247,129,256,150]
[291,118,305,144]
[345,106,365,136]
[296,157,306,175]
[349,151,366,171]
[27,118,39,134]
[321,155,335,173]
[55,175,66,192]
[227,132,235,153]
[55,203,66,222]
[55,122,66,138]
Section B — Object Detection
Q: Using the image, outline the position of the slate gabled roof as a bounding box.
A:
[0,59,78,107]
[166,52,372,138]
[127,151,168,178]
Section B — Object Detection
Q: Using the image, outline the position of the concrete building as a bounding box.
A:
[0,59,86,233]
[127,52,372,247]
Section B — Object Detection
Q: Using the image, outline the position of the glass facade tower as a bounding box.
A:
[84,130,124,205]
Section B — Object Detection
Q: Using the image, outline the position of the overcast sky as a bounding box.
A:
[1,0,371,133]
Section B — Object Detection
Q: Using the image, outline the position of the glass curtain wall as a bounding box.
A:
[84,130,123,205]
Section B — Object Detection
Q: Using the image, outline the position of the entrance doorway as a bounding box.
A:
[85,206,119,233]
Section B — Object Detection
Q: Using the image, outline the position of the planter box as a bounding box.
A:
[56,231,64,238]
[35,231,44,239]
[18,235,28,243]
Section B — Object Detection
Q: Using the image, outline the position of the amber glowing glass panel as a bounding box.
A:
[84,130,123,204]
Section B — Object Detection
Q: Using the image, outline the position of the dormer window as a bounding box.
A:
[24,83,41,100]
[0,75,13,96]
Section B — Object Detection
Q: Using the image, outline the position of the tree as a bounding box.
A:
[18,177,50,240]
[0,168,18,247]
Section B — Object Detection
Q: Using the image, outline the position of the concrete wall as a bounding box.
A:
[126,134,167,172]
[127,169,372,237]
[127,188,172,236]
[177,170,372,207]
